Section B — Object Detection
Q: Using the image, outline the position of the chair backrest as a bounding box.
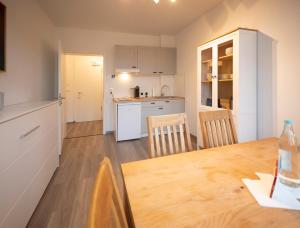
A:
[199,110,238,149]
[88,157,128,228]
[147,113,192,158]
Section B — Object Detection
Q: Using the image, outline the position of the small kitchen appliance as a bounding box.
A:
[134,86,140,98]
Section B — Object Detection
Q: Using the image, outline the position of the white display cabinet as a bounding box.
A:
[197,28,258,146]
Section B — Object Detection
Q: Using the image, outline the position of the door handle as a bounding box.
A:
[77,92,83,99]
[58,93,65,105]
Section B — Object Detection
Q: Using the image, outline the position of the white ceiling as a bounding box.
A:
[37,0,222,35]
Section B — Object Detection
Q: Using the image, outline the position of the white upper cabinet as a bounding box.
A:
[158,48,177,75]
[197,28,258,144]
[115,45,138,70]
[138,47,160,75]
[115,45,177,76]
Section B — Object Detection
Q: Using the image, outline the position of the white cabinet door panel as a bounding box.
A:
[158,48,177,75]
[141,106,165,135]
[163,100,185,114]
[141,100,185,136]
[138,47,159,75]
[117,103,141,141]
[115,46,138,69]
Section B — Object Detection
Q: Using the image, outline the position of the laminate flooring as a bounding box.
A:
[27,122,196,228]
[66,120,103,138]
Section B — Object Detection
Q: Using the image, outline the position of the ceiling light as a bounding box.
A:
[153,0,176,4]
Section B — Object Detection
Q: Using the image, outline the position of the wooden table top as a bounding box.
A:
[121,138,300,228]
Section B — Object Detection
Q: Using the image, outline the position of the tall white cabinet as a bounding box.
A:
[197,28,257,146]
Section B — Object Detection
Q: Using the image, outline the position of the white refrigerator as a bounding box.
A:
[116,102,141,141]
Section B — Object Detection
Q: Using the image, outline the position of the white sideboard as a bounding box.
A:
[0,101,59,228]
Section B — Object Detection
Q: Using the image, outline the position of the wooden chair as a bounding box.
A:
[147,113,192,158]
[199,110,238,149]
[88,157,128,228]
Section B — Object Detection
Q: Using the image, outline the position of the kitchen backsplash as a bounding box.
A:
[110,75,175,98]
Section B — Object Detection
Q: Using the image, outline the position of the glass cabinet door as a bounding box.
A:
[200,47,213,106]
[217,40,233,110]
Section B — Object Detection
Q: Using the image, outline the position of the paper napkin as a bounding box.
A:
[242,173,300,210]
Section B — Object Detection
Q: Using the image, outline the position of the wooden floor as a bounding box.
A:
[66,120,103,138]
[27,122,196,228]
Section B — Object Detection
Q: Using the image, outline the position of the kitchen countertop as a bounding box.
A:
[113,96,185,103]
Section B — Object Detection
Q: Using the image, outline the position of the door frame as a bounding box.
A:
[63,52,106,135]
[57,41,67,155]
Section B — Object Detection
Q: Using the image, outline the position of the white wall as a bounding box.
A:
[176,0,300,138]
[0,0,57,105]
[56,27,176,132]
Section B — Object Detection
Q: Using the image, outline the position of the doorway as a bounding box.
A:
[64,54,104,138]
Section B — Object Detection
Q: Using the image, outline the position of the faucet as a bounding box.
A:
[160,84,170,97]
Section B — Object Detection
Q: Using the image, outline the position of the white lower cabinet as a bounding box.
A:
[141,99,185,136]
[0,101,59,228]
[164,100,185,114]
[141,106,165,136]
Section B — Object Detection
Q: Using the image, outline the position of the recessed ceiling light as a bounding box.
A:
[153,0,176,4]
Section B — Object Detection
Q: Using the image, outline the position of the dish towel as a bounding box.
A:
[242,173,300,210]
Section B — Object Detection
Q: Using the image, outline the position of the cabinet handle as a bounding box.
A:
[165,100,170,103]
[20,125,40,139]
[150,102,155,104]
[153,72,157,74]
[132,66,137,69]
[159,72,163,74]
[158,107,163,110]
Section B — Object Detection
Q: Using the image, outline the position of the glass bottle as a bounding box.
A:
[278,120,300,188]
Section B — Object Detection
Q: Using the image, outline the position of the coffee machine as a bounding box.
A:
[133,86,140,98]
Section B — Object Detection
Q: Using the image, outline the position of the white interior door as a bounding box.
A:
[65,55,103,123]
[57,41,67,155]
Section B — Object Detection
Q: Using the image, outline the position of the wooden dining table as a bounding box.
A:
[121,138,300,228]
